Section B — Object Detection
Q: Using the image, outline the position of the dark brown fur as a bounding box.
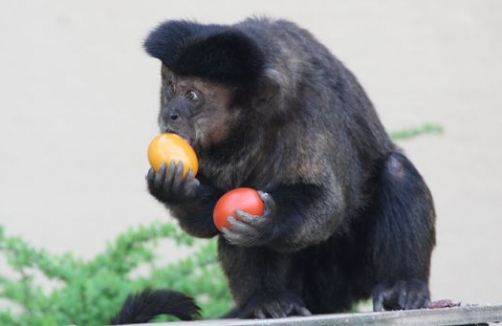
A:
[113,17,436,323]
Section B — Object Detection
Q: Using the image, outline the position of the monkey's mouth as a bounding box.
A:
[162,128,194,147]
[178,134,194,147]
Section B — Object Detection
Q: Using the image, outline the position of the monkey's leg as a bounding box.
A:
[218,239,311,319]
[370,152,436,311]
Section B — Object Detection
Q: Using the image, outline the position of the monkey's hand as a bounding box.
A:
[221,191,277,247]
[147,162,200,204]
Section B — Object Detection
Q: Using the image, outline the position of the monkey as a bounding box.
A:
[112,17,436,323]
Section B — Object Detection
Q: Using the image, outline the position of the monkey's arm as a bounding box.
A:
[223,183,344,252]
[147,162,221,238]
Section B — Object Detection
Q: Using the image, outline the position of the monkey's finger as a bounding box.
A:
[221,223,257,246]
[373,287,396,311]
[397,287,409,310]
[234,210,258,222]
[180,168,200,197]
[185,168,200,188]
[404,291,428,310]
[384,289,400,310]
[258,191,276,215]
[184,167,195,181]
[397,280,430,310]
[154,163,168,189]
[235,210,268,230]
[171,161,185,193]
[221,227,242,245]
[226,216,255,233]
[257,190,268,199]
[146,168,155,185]
[373,294,385,312]
[295,306,312,316]
[161,161,177,192]
[254,309,266,319]
[268,302,287,319]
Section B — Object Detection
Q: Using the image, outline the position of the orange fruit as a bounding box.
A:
[147,133,198,178]
[213,188,264,231]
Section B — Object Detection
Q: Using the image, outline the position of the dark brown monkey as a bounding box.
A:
[111,17,436,323]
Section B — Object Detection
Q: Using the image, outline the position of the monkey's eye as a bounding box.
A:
[167,82,176,94]
[185,90,199,102]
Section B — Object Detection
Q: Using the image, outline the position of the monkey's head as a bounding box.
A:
[144,20,278,154]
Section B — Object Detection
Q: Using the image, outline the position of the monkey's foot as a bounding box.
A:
[372,280,430,311]
[240,293,311,319]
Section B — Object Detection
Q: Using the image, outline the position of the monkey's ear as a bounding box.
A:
[260,68,288,108]
[144,20,266,85]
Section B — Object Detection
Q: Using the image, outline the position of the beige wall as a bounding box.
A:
[1,0,501,305]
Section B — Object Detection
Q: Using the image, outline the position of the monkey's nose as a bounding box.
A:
[170,114,179,121]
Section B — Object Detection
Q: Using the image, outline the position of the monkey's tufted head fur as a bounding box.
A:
[144,20,266,85]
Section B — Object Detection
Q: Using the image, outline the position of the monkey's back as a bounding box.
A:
[235,18,395,208]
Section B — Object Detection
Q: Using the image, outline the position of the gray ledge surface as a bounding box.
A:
[128,304,502,326]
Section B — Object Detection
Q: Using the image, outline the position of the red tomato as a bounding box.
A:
[213,188,265,232]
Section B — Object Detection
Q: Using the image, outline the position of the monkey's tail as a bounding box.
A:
[110,288,200,324]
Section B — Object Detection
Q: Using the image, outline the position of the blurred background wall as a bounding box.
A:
[1,0,501,305]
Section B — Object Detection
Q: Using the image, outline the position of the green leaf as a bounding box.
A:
[390,122,444,140]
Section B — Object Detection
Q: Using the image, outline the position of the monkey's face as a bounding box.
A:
[159,66,239,152]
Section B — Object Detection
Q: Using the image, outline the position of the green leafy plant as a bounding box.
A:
[0,122,442,325]
[0,222,231,325]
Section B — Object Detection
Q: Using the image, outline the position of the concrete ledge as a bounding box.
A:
[131,305,502,326]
